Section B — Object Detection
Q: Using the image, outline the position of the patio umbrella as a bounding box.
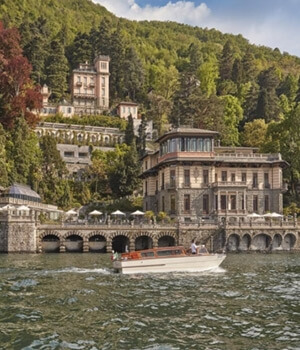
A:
[89,210,103,216]
[66,209,77,215]
[17,205,30,211]
[1,204,15,210]
[264,212,283,218]
[247,213,262,218]
[111,210,126,216]
[131,210,145,216]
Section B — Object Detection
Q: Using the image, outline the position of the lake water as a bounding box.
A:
[0,253,299,350]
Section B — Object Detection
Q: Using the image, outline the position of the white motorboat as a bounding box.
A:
[112,246,226,274]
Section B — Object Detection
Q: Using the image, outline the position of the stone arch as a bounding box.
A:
[41,234,60,253]
[64,233,84,252]
[251,233,272,251]
[156,231,177,247]
[88,231,107,253]
[63,231,84,240]
[282,233,297,250]
[227,233,240,252]
[39,230,61,240]
[272,233,283,250]
[135,235,153,250]
[111,232,130,253]
[239,233,251,251]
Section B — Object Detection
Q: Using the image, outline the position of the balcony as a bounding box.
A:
[73,93,96,99]
[76,82,82,86]
[166,183,176,190]
[212,181,247,188]
[89,82,95,87]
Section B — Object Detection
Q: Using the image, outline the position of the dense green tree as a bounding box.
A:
[197,55,219,97]
[19,17,50,84]
[187,42,203,74]
[123,47,145,101]
[219,39,236,81]
[232,58,243,85]
[6,117,42,186]
[46,39,69,101]
[137,114,147,157]
[241,49,258,83]
[147,92,172,136]
[124,114,135,145]
[108,144,141,198]
[277,73,298,102]
[109,24,126,100]
[38,135,67,203]
[170,72,201,126]
[67,32,93,70]
[220,95,243,146]
[93,17,112,57]
[240,119,268,149]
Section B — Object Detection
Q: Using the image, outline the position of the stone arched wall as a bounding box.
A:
[155,231,178,247]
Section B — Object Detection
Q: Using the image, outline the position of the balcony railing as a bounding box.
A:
[212,181,247,188]
[73,93,96,99]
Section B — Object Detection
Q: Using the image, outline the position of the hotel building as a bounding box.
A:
[141,128,287,223]
[71,55,110,115]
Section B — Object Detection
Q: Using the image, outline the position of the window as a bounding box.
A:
[156,180,158,193]
[221,195,227,210]
[242,195,245,210]
[215,173,218,182]
[102,88,105,96]
[253,173,258,188]
[253,195,258,212]
[123,106,125,113]
[221,171,227,182]
[203,194,209,214]
[264,173,270,188]
[101,77,105,86]
[64,152,74,157]
[231,173,236,182]
[170,169,176,188]
[264,195,269,212]
[77,76,81,82]
[184,194,190,212]
[161,172,165,190]
[141,251,154,257]
[242,172,247,183]
[145,161,148,170]
[67,107,72,114]
[78,153,88,158]
[203,170,209,185]
[230,195,236,210]
[215,195,218,210]
[170,195,176,214]
[184,169,190,187]
[100,62,107,70]
[162,196,165,212]
[84,77,87,84]
[145,181,148,196]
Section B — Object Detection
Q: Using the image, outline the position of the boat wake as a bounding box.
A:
[41,267,113,275]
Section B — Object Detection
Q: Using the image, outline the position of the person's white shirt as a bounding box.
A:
[191,242,198,254]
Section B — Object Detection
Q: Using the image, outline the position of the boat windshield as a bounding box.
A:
[157,249,183,256]
[141,251,155,258]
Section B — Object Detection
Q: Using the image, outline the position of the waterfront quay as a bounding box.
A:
[0,209,299,253]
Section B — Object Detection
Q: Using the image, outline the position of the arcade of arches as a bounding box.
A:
[38,228,298,253]
[39,231,177,253]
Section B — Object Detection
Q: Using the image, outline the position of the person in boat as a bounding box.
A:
[190,239,199,254]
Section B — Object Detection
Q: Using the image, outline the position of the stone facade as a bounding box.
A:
[141,127,287,222]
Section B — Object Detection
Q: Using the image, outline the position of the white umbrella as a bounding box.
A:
[1,204,15,210]
[66,209,77,215]
[17,205,30,211]
[111,210,126,216]
[131,210,145,216]
[264,212,283,218]
[89,210,103,216]
[247,213,262,218]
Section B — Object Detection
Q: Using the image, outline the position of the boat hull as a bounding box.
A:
[113,254,226,274]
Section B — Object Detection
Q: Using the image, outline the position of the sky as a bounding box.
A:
[92,0,300,57]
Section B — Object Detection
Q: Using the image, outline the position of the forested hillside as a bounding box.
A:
[1,0,300,211]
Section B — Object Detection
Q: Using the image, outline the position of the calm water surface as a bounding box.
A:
[0,253,299,350]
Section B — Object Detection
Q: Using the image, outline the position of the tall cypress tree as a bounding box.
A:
[125,114,135,145]
[46,39,69,101]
